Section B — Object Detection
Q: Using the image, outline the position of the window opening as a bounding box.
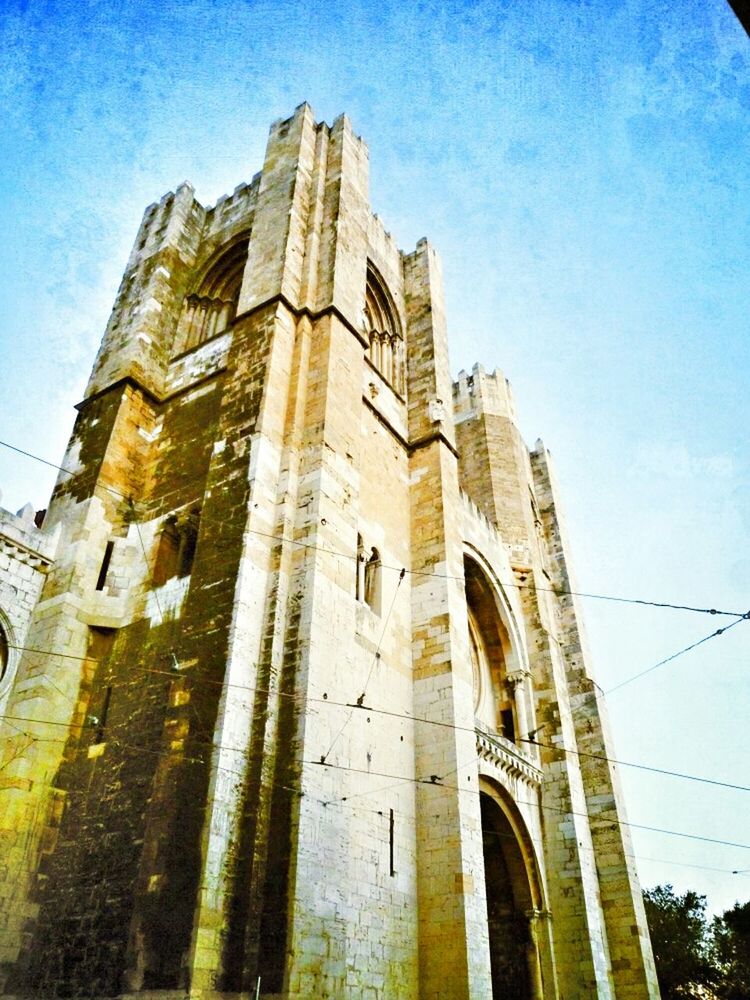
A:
[356,534,365,601]
[364,547,382,614]
[178,515,199,578]
[178,237,249,352]
[95,540,115,591]
[153,509,200,585]
[364,264,404,394]
[153,518,180,586]
[93,686,112,745]
[500,707,516,744]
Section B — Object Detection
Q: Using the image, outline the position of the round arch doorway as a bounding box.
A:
[481,790,545,1000]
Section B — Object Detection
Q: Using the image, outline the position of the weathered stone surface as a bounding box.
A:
[0,105,659,999]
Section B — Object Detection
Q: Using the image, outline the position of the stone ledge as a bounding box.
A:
[476,725,543,786]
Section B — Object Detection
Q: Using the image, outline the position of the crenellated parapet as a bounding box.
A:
[453,362,518,424]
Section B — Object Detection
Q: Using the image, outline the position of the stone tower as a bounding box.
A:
[0,104,659,999]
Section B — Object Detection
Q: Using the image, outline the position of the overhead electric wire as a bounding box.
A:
[3,718,741,891]
[0,438,132,504]
[6,640,750,796]
[0,440,173,631]
[5,435,750,877]
[3,706,750,858]
[519,737,750,793]
[1,436,746,618]
[605,614,749,694]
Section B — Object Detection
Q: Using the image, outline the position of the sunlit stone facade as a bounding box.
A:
[0,104,659,1000]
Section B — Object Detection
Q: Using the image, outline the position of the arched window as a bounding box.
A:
[153,509,200,586]
[178,237,249,352]
[364,547,382,614]
[364,264,404,395]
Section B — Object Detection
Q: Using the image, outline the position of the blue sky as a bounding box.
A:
[1,0,749,913]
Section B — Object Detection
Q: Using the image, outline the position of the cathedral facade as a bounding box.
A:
[0,104,659,999]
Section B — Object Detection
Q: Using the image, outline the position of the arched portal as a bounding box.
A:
[480,789,544,1000]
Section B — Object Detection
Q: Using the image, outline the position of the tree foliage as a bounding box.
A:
[712,900,750,1000]
[643,884,717,998]
[643,885,750,1000]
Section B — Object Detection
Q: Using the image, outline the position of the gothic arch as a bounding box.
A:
[364,262,404,394]
[177,234,250,353]
[463,544,526,671]
[464,550,528,740]
[478,777,549,1000]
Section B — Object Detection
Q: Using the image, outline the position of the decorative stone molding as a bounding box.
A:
[476,725,542,787]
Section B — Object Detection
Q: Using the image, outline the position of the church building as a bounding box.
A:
[0,104,659,999]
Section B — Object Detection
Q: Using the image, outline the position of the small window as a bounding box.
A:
[153,519,180,586]
[95,540,115,591]
[364,547,382,614]
[178,517,199,578]
[153,509,200,586]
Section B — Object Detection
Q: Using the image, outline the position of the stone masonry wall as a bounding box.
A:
[453,365,626,998]
[0,103,660,1000]
[531,444,660,1000]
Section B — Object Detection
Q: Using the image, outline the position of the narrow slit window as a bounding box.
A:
[95,541,115,591]
[153,520,180,586]
[0,623,9,682]
[178,518,199,578]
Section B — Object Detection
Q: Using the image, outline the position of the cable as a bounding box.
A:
[0,438,132,505]
[4,708,750,856]
[309,566,405,764]
[7,641,750,796]
[520,737,750,794]
[127,497,168,626]
[2,437,745,619]
[236,522,747,618]
[4,728,740,902]
[605,614,749,695]
[357,567,405,704]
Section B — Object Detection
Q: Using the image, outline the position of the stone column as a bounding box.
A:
[506,669,530,743]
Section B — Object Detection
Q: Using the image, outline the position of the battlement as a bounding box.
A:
[204,175,260,239]
[125,181,204,272]
[369,211,400,259]
[453,362,517,423]
[269,102,369,157]
[0,498,57,568]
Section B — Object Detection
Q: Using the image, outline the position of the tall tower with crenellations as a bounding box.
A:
[0,104,659,1000]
